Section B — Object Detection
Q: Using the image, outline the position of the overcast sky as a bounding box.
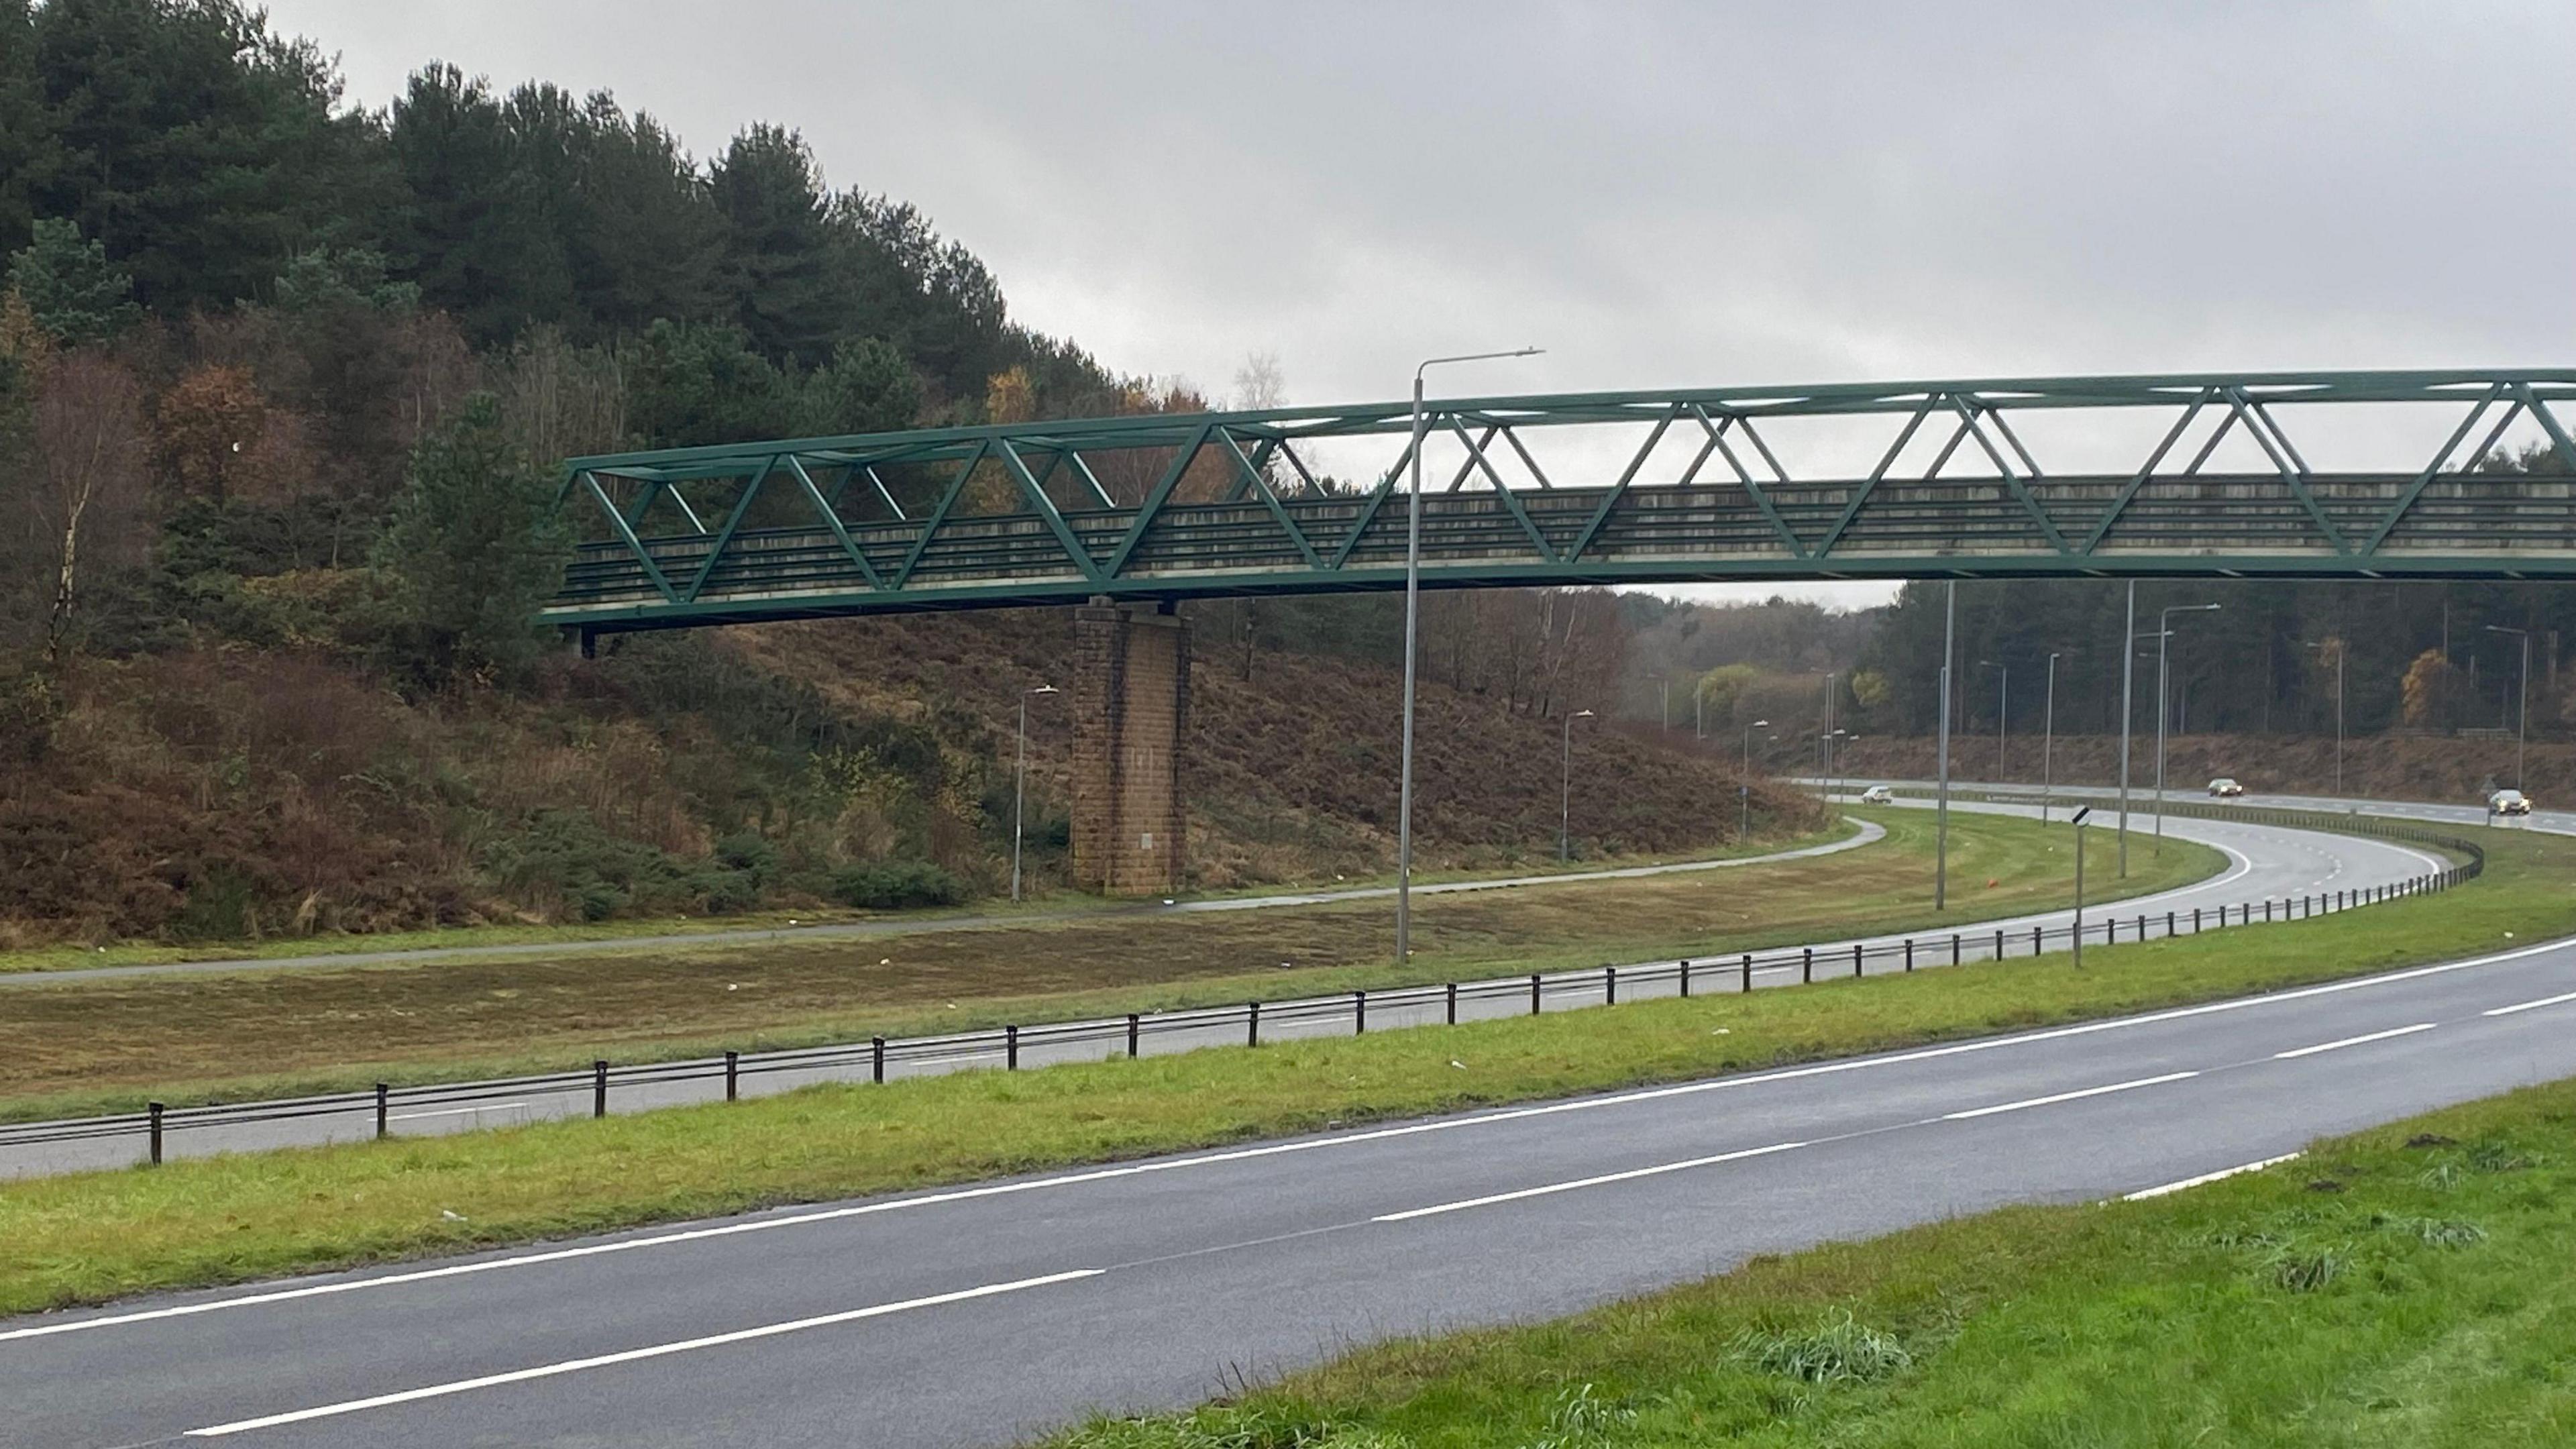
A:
[264,1,2576,608]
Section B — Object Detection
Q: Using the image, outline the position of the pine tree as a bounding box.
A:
[6,217,139,345]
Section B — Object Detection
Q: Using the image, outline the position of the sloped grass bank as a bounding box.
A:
[0,825,2556,1320]
[1051,1078,2576,1448]
[0,808,2209,1122]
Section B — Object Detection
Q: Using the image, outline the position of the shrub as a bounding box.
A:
[827,859,965,910]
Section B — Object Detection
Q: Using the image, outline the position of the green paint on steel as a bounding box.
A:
[549,370,2576,631]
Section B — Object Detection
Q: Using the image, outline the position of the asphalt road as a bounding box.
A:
[9,902,2575,1448]
[0,802,2443,1177]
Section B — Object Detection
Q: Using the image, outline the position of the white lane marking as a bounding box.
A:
[2273,1022,2438,1059]
[388,1103,528,1122]
[1373,1140,1809,1222]
[2122,1152,2304,1201]
[1942,1071,2200,1121]
[182,1269,1102,1437]
[18,934,2574,1345]
[2484,989,2576,1018]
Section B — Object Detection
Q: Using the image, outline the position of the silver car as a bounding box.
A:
[2491,788,2534,816]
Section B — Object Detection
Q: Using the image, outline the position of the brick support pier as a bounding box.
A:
[1070,602,1190,896]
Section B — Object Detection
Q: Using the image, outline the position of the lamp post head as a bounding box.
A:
[1028,684,1059,696]
[1574,708,1595,720]
[1751,718,1770,728]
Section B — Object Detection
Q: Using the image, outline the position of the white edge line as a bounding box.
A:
[13,934,2569,1345]
[2122,1152,2304,1201]
[2484,989,2576,1018]
[182,1269,1102,1437]
[1941,1071,2200,1121]
[388,1102,529,1122]
[2273,1022,2438,1059]
[1373,1140,1808,1222]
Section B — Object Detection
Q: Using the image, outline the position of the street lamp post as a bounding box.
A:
[2042,651,2059,823]
[1740,716,1770,841]
[2485,624,2530,790]
[1978,659,2006,783]
[2117,582,2135,877]
[2302,638,2345,797]
[1560,708,1596,863]
[1653,674,1672,734]
[1397,347,1542,961]
[2155,602,2222,850]
[1821,672,1837,801]
[1011,684,1059,902]
[1936,580,1955,908]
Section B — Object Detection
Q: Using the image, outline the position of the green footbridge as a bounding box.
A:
[547,368,2576,635]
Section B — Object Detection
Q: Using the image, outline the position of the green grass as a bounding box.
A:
[0,808,2212,1122]
[1046,1079,2576,1448]
[0,822,2555,1320]
[0,827,1850,977]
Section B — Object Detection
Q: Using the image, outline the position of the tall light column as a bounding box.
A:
[1740,716,1770,841]
[2041,651,2059,823]
[1560,708,1595,863]
[2302,638,2345,797]
[2485,624,2530,790]
[1978,659,2006,783]
[2155,602,2222,850]
[1936,580,1955,909]
[1010,683,1059,902]
[2118,582,2134,877]
[1396,347,1541,961]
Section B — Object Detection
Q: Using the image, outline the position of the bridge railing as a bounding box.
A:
[546,369,2576,629]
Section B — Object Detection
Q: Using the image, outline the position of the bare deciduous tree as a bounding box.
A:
[32,352,150,664]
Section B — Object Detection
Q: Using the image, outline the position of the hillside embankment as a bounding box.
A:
[0,612,1821,947]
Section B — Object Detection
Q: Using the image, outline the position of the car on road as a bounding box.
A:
[2491,788,2534,816]
[1859,784,1896,804]
[2207,777,2245,798]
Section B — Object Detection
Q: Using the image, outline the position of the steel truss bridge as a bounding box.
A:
[547,370,2576,633]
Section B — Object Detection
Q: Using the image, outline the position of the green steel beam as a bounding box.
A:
[549,369,2576,633]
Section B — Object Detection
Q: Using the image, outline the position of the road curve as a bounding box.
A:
[0,804,2432,1178]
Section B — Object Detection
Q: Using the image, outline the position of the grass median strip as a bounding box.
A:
[1046,1077,2576,1448]
[0,809,2211,1122]
[0,824,2553,1318]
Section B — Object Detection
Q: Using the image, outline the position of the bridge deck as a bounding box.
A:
[545,370,2576,631]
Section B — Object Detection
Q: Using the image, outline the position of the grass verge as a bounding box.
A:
[1048,1079,2576,1448]
[0,823,2556,1320]
[0,808,2212,1122]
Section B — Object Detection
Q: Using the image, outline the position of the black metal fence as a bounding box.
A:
[3,806,2483,1166]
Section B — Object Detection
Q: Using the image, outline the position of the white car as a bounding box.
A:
[2491,789,2534,816]
[2206,777,2244,798]
[1859,785,1895,804]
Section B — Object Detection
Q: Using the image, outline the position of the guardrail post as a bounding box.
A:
[1951,934,1961,966]
[1741,953,1753,993]
[873,1036,887,1083]
[1802,947,1813,983]
[1354,989,1366,1034]
[2135,914,2144,939]
[593,1060,608,1118]
[1126,1014,1140,1058]
[1679,959,1692,998]
[1605,965,1618,1006]
[2030,926,2041,956]
[148,1102,164,1165]
[375,1082,390,1138]
[1250,1001,1263,1045]
[1904,938,1914,972]
[1993,929,2003,960]
[724,1051,739,1102]
[2166,910,2174,937]
[1006,1025,1020,1070]
[1446,982,1458,1024]
[1532,973,1544,1014]
[2264,900,2273,922]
